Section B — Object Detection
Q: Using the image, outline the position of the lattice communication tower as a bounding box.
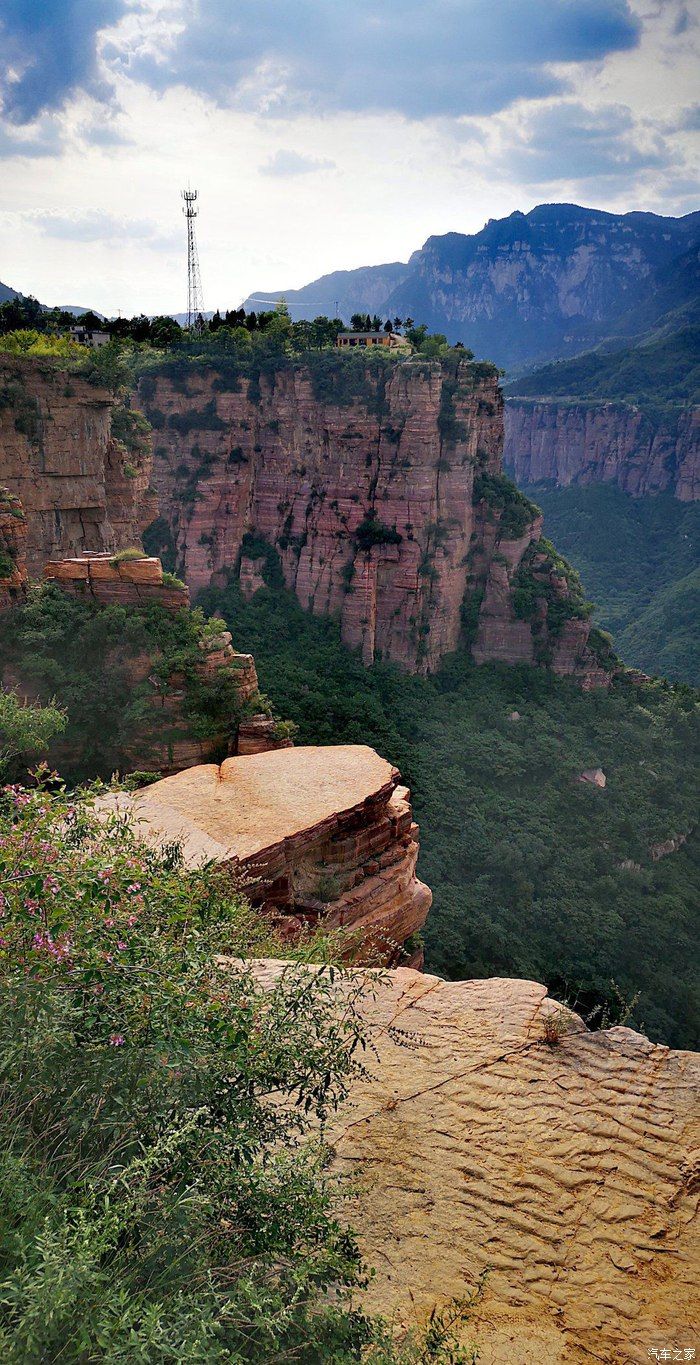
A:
[181,188,204,330]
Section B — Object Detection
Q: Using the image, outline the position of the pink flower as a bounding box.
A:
[116,941,127,951]
[126,915,138,927]
[127,883,141,894]
[109,1034,125,1047]
[104,918,115,928]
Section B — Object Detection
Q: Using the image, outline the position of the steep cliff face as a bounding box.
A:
[0,356,156,576]
[505,399,700,501]
[140,356,609,686]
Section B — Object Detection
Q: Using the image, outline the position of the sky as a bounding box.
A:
[1,0,698,316]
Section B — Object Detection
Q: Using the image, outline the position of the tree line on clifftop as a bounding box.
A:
[0,294,473,386]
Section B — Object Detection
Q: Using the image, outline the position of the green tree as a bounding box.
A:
[0,691,65,776]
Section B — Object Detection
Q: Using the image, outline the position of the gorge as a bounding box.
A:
[137,353,612,687]
[0,339,698,1359]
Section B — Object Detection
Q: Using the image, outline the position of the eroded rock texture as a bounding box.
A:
[140,357,609,685]
[96,746,432,963]
[252,962,700,1362]
[0,357,155,576]
[505,399,700,501]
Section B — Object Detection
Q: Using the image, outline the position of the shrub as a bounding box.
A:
[355,512,402,552]
[0,783,378,1362]
[108,547,145,565]
[473,472,540,539]
[0,549,16,578]
[0,588,240,780]
[110,405,151,458]
[0,692,66,777]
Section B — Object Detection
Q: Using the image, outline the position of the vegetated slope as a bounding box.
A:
[245,203,700,370]
[0,585,257,780]
[619,567,700,683]
[506,322,700,408]
[519,484,700,685]
[198,573,699,1050]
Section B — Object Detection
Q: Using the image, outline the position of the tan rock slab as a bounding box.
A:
[96,745,398,867]
[246,962,700,1363]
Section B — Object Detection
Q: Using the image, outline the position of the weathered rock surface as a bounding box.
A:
[251,962,700,1362]
[140,357,502,674]
[43,553,190,611]
[140,357,609,686]
[579,767,606,787]
[237,713,294,755]
[0,356,156,575]
[96,746,431,962]
[505,399,700,501]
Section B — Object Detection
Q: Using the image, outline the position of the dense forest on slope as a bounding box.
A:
[505,324,699,409]
[519,484,699,685]
[198,573,699,1049]
[0,587,251,779]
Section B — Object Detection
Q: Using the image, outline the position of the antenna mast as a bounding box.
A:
[181,187,204,330]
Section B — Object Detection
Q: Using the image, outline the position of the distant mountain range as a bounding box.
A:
[244,202,700,375]
[4,201,699,376]
[0,282,102,318]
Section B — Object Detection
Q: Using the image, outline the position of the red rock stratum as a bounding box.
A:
[139,355,610,685]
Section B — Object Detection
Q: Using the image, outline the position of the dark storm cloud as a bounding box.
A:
[0,0,127,124]
[129,0,641,118]
[507,103,668,184]
[2,0,642,124]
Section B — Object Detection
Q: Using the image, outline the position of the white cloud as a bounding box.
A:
[260,149,335,176]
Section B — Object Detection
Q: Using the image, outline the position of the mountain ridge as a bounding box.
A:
[245,202,700,373]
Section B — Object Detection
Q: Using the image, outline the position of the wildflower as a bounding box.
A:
[109,1034,125,1047]
[117,941,127,950]
[127,883,142,894]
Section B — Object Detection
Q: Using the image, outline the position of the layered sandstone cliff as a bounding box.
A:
[251,960,700,1362]
[0,356,156,575]
[97,746,431,965]
[139,356,609,686]
[505,398,700,501]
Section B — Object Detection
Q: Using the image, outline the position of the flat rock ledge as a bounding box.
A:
[248,962,700,1363]
[96,745,432,962]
